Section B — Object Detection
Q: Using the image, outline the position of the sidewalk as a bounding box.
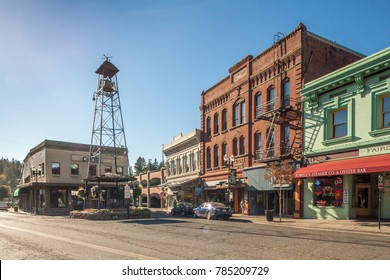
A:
[231,213,390,236]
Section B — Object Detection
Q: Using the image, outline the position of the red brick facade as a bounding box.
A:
[199,23,364,215]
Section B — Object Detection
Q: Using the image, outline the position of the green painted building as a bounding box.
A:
[294,47,390,219]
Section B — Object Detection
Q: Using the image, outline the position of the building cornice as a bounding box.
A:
[302,47,390,98]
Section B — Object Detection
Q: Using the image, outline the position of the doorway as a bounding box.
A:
[356,183,370,216]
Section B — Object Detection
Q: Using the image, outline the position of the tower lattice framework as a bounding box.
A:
[87,56,129,180]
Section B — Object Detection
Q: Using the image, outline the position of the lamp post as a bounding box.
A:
[378,174,384,230]
[147,159,151,208]
[224,154,235,207]
[32,164,42,214]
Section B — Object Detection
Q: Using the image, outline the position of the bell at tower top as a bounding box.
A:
[95,59,119,78]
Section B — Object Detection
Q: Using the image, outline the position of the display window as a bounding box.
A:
[313,176,343,207]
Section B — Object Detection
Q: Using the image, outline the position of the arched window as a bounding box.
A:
[213,145,219,168]
[222,109,227,131]
[206,147,211,169]
[239,136,245,155]
[233,99,246,127]
[233,138,238,156]
[213,113,219,134]
[255,93,262,118]
[221,142,227,166]
[266,127,275,158]
[254,132,262,160]
[233,103,239,127]
[267,86,275,112]
[282,124,290,155]
[206,117,211,137]
[282,79,290,107]
[240,101,246,123]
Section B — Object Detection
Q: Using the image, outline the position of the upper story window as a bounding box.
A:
[117,166,124,176]
[282,124,290,154]
[381,95,390,128]
[206,147,211,169]
[89,165,96,177]
[222,109,227,131]
[266,128,275,158]
[70,163,79,176]
[240,102,246,123]
[233,104,239,126]
[105,165,112,173]
[166,162,171,176]
[232,138,238,156]
[332,109,348,138]
[206,117,211,137]
[221,142,227,166]
[51,162,60,175]
[213,113,219,134]
[267,86,275,112]
[213,145,219,168]
[239,136,245,155]
[255,93,262,118]
[368,80,390,137]
[254,132,262,160]
[282,79,290,107]
[233,100,246,127]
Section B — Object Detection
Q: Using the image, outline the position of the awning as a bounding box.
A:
[294,154,390,178]
[243,166,273,191]
[13,188,20,198]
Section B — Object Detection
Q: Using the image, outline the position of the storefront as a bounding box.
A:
[243,166,294,216]
[294,154,390,219]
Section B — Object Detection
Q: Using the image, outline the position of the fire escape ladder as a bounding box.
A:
[290,112,303,162]
[264,111,281,159]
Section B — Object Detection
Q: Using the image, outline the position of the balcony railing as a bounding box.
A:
[256,98,293,118]
[255,143,291,161]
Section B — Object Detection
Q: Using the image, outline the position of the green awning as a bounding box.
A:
[13,188,20,198]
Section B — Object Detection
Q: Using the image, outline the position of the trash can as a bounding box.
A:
[265,209,274,222]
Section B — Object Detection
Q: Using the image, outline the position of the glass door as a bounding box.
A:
[356,183,370,216]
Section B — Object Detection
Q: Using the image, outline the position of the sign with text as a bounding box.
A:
[359,144,390,157]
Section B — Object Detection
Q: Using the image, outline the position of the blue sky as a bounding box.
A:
[0,0,389,168]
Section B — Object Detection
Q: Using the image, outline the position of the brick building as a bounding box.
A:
[200,23,364,216]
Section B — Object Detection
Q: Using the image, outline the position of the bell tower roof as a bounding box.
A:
[95,60,119,78]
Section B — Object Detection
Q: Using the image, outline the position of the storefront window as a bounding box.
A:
[50,189,68,208]
[313,176,343,207]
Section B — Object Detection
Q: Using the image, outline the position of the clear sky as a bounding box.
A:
[0,0,389,168]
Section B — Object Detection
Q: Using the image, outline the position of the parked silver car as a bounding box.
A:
[193,202,232,220]
[0,201,10,211]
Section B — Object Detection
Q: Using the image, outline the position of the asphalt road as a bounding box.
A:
[1,211,390,260]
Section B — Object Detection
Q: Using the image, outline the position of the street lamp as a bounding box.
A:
[224,154,235,207]
[32,164,42,214]
[378,174,384,230]
[147,159,151,208]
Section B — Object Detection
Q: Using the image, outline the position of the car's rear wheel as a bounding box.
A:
[207,211,212,220]
[193,212,198,218]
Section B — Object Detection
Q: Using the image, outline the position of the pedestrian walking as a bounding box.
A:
[240,199,245,214]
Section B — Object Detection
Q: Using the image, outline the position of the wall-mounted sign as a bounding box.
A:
[232,67,247,83]
[359,144,390,157]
